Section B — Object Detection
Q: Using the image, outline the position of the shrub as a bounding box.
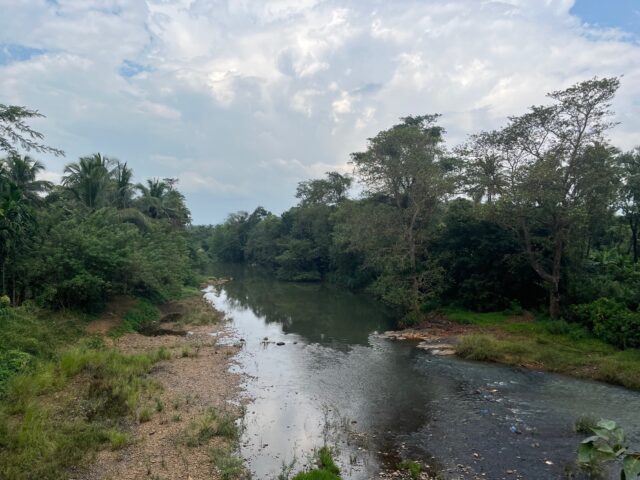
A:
[0,295,11,308]
[571,298,640,349]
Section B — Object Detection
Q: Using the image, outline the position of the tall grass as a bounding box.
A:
[0,304,169,479]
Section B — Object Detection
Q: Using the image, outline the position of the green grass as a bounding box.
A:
[448,308,640,390]
[180,408,239,447]
[209,446,247,480]
[0,302,172,480]
[399,460,423,480]
[292,446,341,480]
[110,299,161,337]
[0,305,85,391]
[0,345,168,479]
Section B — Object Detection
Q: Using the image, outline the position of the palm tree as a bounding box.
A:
[112,161,134,209]
[2,154,53,204]
[135,178,190,226]
[62,153,114,208]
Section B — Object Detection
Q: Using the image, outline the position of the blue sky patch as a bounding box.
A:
[0,44,47,65]
[119,60,151,78]
[571,0,640,37]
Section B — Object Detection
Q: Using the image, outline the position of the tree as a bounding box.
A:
[1,154,53,205]
[62,153,115,209]
[457,131,508,204]
[349,115,453,312]
[464,77,620,317]
[135,177,191,227]
[112,161,134,209]
[620,148,640,263]
[0,104,64,156]
[295,171,352,206]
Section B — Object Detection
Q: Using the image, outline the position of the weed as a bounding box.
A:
[209,446,247,480]
[181,408,238,447]
[574,415,598,434]
[399,460,422,480]
[138,407,152,423]
[155,398,165,412]
[106,430,130,450]
[455,335,504,362]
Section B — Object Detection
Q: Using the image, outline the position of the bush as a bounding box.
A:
[571,298,640,349]
[0,295,10,308]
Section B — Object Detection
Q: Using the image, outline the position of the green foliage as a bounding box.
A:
[117,299,161,335]
[0,295,10,308]
[455,335,505,362]
[577,419,640,479]
[180,408,239,447]
[209,446,248,480]
[0,329,166,479]
[0,306,83,391]
[575,415,598,434]
[399,460,423,480]
[291,447,341,480]
[571,298,640,349]
[452,321,640,389]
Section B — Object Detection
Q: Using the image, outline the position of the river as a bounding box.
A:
[203,267,640,480]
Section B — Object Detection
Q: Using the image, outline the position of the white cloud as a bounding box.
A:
[0,0,639,223]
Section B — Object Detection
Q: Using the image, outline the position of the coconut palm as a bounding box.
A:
[112,161,134,209]
[135,177,190,226]
[62,153,114,209]
[1,154,53,205]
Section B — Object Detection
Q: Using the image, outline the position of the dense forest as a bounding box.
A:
[196,77,640,350]
[0,104,198,312]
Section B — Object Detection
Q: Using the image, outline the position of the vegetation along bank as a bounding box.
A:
[194,78,640,389]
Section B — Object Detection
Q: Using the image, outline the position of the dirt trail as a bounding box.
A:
[82,296,242,480]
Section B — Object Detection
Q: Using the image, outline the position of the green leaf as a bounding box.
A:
[596,419,618,431]
[578,443,595,464]
[581,436,601,445]
[623,454,640,479]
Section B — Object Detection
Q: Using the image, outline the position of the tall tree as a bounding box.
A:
[349,115,453,312]
[112,161,134,209]
[62,153,114,209]
[620,147,640,263]
[464,77,620,317]
[2,154,53,205]
[135,178,190,227]
[295,171,352,206]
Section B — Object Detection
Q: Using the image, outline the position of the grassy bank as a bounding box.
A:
[444,309,640,390]
[0,303,171,479]
[0,287,236,480]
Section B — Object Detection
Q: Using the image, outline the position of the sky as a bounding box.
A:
[1,0,639,224]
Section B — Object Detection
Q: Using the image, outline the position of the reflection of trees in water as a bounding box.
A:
[219,268,396,346]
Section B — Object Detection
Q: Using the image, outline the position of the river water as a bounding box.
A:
[203,268,640,480]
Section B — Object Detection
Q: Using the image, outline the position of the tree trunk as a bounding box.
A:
[521,223,564,319]
[631,217,638,264]
[549,280,561,319]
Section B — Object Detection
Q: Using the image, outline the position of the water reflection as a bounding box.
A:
[206,266,640,480]
[217,266,397,348]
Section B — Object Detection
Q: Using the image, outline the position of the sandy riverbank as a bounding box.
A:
[81,295,244,480]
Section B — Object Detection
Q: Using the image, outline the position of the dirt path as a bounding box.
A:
[82,296,242,480]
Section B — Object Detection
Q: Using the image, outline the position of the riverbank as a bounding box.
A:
[386,308,640,390]
[0,290,245,480]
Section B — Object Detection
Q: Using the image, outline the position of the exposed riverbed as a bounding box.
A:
[204,268,640,479]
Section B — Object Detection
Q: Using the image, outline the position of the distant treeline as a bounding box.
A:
[194,78,640,349]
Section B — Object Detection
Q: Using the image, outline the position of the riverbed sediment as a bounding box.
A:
[82,294,243,480]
